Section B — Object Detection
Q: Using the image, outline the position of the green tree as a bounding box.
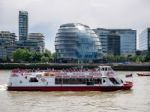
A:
[31,52,42,62]
[44,49,51,57]
[136,55,145,63]
[145,52,150,62]
[13,48,30,62]
[120,55,127,62]
[12,48,55,63]
[128,55,136,62]
[41,56,49,62]
[103,54,114,62]
[52,52,57,62]
[43,49,52,62]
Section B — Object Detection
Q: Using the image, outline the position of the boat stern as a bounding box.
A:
[123,81,133,90]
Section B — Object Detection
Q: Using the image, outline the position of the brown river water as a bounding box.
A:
[0,70,150,112]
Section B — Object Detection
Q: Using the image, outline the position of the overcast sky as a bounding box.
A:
[0,0,150,52]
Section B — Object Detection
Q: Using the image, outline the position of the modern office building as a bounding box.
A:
[55,23,102,62]
[0,11,45,61]
[19,11,28,41]
[28,33,45,52]
[107,33,120,55]
[139,28,150,52]
[94,28,109,54]
[16,40,44,53]
[17,11,45,53]
[94,28,136,56]
[0,31,16,59]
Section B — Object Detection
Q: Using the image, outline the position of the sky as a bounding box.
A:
[0,0,150,52]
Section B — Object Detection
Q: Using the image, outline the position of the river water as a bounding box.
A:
[0,70,150,112]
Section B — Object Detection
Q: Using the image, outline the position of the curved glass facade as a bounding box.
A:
[55,23,102,62]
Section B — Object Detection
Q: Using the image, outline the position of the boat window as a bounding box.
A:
[116,78,123,84]
[36,74,42,78]
[103,79,106,83]
[55,78,92,84]
[44,72,49,76]
[55,78,102,85]
[121,80,123,83]
[25,76,27,79]
[86,81,94,85]
[29,77,38,82]
[55,78,62,84]
[94,78,102,84]
[109,78,119,84]
[19,80,22,83]
[108,67,112,71]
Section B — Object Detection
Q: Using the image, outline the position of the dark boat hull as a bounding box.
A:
[137,73,150,76]
[7,85,132,92]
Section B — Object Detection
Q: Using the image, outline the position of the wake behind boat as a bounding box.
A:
[7,66,133,91]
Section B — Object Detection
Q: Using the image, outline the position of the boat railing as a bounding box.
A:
[11,67,116,78]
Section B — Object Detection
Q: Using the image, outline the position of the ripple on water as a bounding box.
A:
[0,84,7,91]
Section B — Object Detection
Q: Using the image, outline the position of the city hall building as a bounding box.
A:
[55,23,102,63]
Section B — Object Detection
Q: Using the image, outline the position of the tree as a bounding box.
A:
[12,48,55,63]
[44,49,51,57]
[41,56,49,62]
[52,52,57,62]
[43,49,52,62]
[13,48,30,62]
[145,52,150,62]
[30,52,42,62]
[103,54,113,62]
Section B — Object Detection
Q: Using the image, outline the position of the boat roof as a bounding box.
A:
[98,66,112,68]
[98,66,113,71]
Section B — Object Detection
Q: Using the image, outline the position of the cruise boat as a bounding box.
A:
[137,72,150,76]
[7,66,133,91]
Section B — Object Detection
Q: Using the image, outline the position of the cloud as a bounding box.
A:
[0,0,150,51]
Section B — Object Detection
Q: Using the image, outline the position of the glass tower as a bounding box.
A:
[55,23,102,62]
[139,28,150,52]
[94,28,136,56]
[19,11,28,41]
[108,33,120,55]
